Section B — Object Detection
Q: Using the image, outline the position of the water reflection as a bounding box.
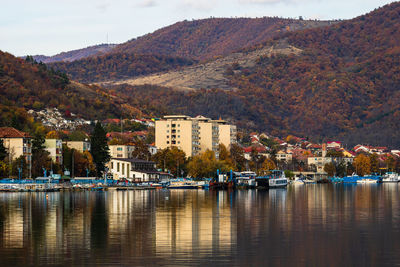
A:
[0,185,400,266]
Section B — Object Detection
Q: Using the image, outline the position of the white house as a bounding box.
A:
[109,158,161,182]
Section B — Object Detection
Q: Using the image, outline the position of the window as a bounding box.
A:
[111,162,114,169]
[117,163,120,172]
[122,163,125,175]
[172,124,176,128]
[178,124,180,127]
[178,135,180,138]
[167,141,169,144]
[178,141,180,144]
[167,135,169,138]
[117,147,123,151]
[178,130,180,133]
[167,130,169,133]
[167,125,169,127]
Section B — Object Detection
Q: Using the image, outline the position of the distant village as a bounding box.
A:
[0,110,399,182]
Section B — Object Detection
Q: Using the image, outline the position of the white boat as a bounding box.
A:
[382,172,399,183]
[291,177,305,185]
[357,178,378,184]
[269,170,288,188]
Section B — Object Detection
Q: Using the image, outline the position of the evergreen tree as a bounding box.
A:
[0,139,7,161]
[31,133,51,178]
[91,122,110,177]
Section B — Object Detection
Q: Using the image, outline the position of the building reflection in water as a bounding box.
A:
[0,185,400,266]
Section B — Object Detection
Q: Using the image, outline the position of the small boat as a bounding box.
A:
[357,178,378,184]
[291,177,305,185]
[167,181,198,189]
[382,172,399,183]
[269,170,288,188]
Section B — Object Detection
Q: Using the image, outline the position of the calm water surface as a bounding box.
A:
[0,184,400,266]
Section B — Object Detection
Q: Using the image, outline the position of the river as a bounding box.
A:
[0,184,400,266]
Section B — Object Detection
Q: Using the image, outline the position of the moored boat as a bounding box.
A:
[269,170,288,188]
[357,178,378,184]
[382,172,399,183]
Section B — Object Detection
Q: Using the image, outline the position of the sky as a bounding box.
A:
[0,0,396,56]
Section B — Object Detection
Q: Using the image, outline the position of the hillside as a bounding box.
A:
[0,51,145,121]
[110,17,333,61]
[110,2,400,147]
[32,44,116,63]
[50,53,195,83]
[106,39,301,91]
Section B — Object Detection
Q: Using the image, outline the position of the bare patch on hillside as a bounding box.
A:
[101,41,302,91]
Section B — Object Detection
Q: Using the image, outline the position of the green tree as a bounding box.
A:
[91,122,110,177]
[324,162,336,177]
[369,153,380,174]
[31,132,52,178]
[0,139,7,161]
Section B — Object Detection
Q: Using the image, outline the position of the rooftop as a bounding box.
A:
[111,158,155,164]
[0,127,31,138]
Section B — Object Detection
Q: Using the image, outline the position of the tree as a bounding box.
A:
[324,162,336,177]
[132,139,151,160]
[261,158,276,175]
[187,150,231,178]
[152,147,187,176]
[0,139,7,161]
[230,143,246,171]
[91,122,110,177]
[369,153,380,174]
[326,150,344,158]
[0,160,9,178]
[31,132,52,178]
[353,154,371,176]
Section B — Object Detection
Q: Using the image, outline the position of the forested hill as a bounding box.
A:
[50,53,195,83]
[111,2,400,147]
[110,17,333,61]
[0,51,145,120]
[32,44,116,64]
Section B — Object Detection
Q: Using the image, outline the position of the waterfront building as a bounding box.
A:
[64,140,91,153]
[155,115,236,158]
[109,145,135,158]
[109,158,164,182]
[0,127,32,177]
[307,156,354,173]
[44,139,63,164]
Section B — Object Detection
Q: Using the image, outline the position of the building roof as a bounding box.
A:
[0,127,31,138]
[111,158,155,164]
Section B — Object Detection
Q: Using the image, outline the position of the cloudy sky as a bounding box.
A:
[0,0,395,56]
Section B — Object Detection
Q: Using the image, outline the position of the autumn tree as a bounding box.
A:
[152,147,187,176]
[91,122,110,177]
[353,154,371,176]
[132,139,151,160]
[187,150,231,178]
[260,158,276,175]
[230,143,246,171]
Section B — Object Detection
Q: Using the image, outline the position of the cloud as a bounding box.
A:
[179,0,216,11]
[137,0,157,7]
[238,0,316,4]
